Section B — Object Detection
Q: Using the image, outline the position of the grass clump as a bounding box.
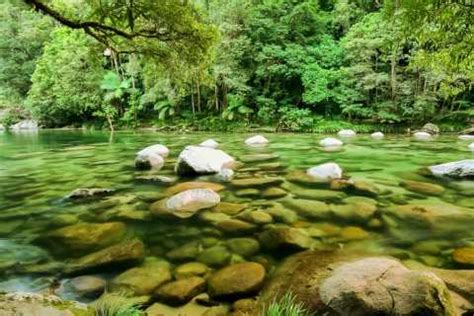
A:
[263,291,311,316]
[92,293,143,316]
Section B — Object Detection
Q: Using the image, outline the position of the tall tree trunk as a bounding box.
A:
[196,80,201,112]
[191,83,195,115]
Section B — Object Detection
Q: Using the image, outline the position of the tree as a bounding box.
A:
[26,28,104,126]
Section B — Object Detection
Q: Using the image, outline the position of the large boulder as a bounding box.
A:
[175,145,235,176]
[37,222,126,256]
[337,129,356,137]
[259,226,314,250]
[429,160,474,179]
[421,122,440,135]
[319,137,343,147]
[245,135,269,146]
[150,189,220,218]
[10,119,38,131]
[208,262,266,299]
[261,250,459,315]
[320,257,456,315]
[307,163,343,182]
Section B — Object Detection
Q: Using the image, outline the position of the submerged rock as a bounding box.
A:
[337,129,356,137]
[175,145,235,176]
[307,163,342,182]
[112,259,172,295]
[231,177,283,188]
[66,188,114,199]
[151,189,221,218]
[240,153,279,163]
[452,247,474,266]
[66,239,145,275]
[259,226,314,250]
[175,262,209,279]
[156,276,207,306]
[197,245,231,267]
[66,275,106,298]
[400,180,445,196]
[320,257,455,315]
[38,222,126,256]
[245,135,269,146]
[208,262,266,299]
[429,160,474,179]
[319,137,343,147]
[469,143,474,150]
[200,139,219,148]
[227,238,260,257]
[261,187,287,198]
[212,202,246,215]
[165,181,225,196]
[281,198,331,219]
[370,131,384,139]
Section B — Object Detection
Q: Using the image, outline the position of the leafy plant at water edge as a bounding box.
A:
[263,291,311,316]
[92,293,142,316]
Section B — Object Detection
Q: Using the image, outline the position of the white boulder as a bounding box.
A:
[200,139,219,148]
[429,160,474,179]
[459,135,474,141]
[337,129,356,137]
[175,145,235,176]
[137,144,169,157]
[151,189,221,218]
[370,132,384,139]
[307,162,343,182]
[245,135,269,146]
[319,137,343,147]
[469,143,474,151]
[414,131,432,140]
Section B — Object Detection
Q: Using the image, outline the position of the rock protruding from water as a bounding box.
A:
[175,145,235,176]
[414,131,432,140]
[245,135,269,146]
[10,120,39,131]
[199,139,219,148]
[429,160,474,179]
[469,143,474,151]
[337,129,356,137]
[151,189,220,218]
[135,144,169,170]
[370,131,384,139]
[320,257,455,315]
[67,188,114,199]
[307,162,342,182]
[208,262,266,299]
[421,122,440,135]
[319,137,343,147]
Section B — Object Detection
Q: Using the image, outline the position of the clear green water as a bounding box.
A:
[0,130,473,299]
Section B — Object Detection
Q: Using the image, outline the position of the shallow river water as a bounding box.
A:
[0,130,473,309]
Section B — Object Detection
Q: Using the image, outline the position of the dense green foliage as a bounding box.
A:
[0,0,472,130]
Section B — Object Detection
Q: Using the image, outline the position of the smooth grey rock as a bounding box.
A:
[175,145,234,176]
[307,163,342,182]
[429,160,474,179]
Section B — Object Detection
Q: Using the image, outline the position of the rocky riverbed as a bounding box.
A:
[0,130,473,315]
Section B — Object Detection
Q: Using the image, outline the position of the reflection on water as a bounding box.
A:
[0,130,473,300]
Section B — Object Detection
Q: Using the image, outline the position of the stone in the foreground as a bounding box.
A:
[337,129,356,137]
[0,292,92,316]
[320,257,455,316]
[429,160,474,179]
[175,145,235,176]
[151,189,220,218]
[245,135,269,146]
[307,162,342,182]
[155,276,207,306]
[208,262,266,299]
